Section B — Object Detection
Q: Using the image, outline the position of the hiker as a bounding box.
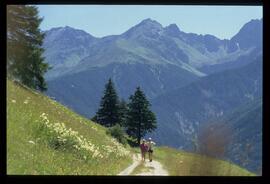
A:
[147,137,156,162]
[140,139,148,161]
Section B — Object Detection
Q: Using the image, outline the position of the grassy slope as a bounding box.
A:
[153,147,256,176]
[7,79,256,176]
[7,80,132,175]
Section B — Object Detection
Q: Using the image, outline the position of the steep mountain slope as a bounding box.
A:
[229,19,262,50]
[199,47,262,74]
[221,98,262,173]
[43,26,98,79]
[149,56,262,159]
[199,19,262,74]
[47,62,199,118]
[7,80,131,175]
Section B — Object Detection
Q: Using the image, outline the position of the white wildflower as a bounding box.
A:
[28,140,35,144]
[38,116,111,160]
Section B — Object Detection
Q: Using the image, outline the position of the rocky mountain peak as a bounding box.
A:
[122,18,163,39]
[164,23,181,37]
[139,18,163,28]
[230,19,262,50]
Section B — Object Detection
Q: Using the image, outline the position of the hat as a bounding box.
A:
[148,137,152,140]
[142,139,146,142]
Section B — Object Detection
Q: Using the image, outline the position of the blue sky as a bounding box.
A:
[37,5,262,40]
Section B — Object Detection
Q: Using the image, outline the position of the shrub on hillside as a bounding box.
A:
[106,124,127,146]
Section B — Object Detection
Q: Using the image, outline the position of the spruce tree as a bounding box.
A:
[118,99,128,127]
[126,87,157,145]
[7,5,49,91]
[95,78,121,127]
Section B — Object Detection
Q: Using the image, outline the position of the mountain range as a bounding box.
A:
[43,18,262,173]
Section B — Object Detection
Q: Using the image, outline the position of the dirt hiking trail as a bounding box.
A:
[118,154,168,176]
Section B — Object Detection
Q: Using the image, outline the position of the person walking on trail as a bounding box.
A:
[140,139,148,161]
[147,137,156,162]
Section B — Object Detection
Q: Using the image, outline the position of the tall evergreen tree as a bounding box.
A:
[126,87,157,145]
[7,5,49,91]
[118,99,128,127]
[95,78,121,127]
